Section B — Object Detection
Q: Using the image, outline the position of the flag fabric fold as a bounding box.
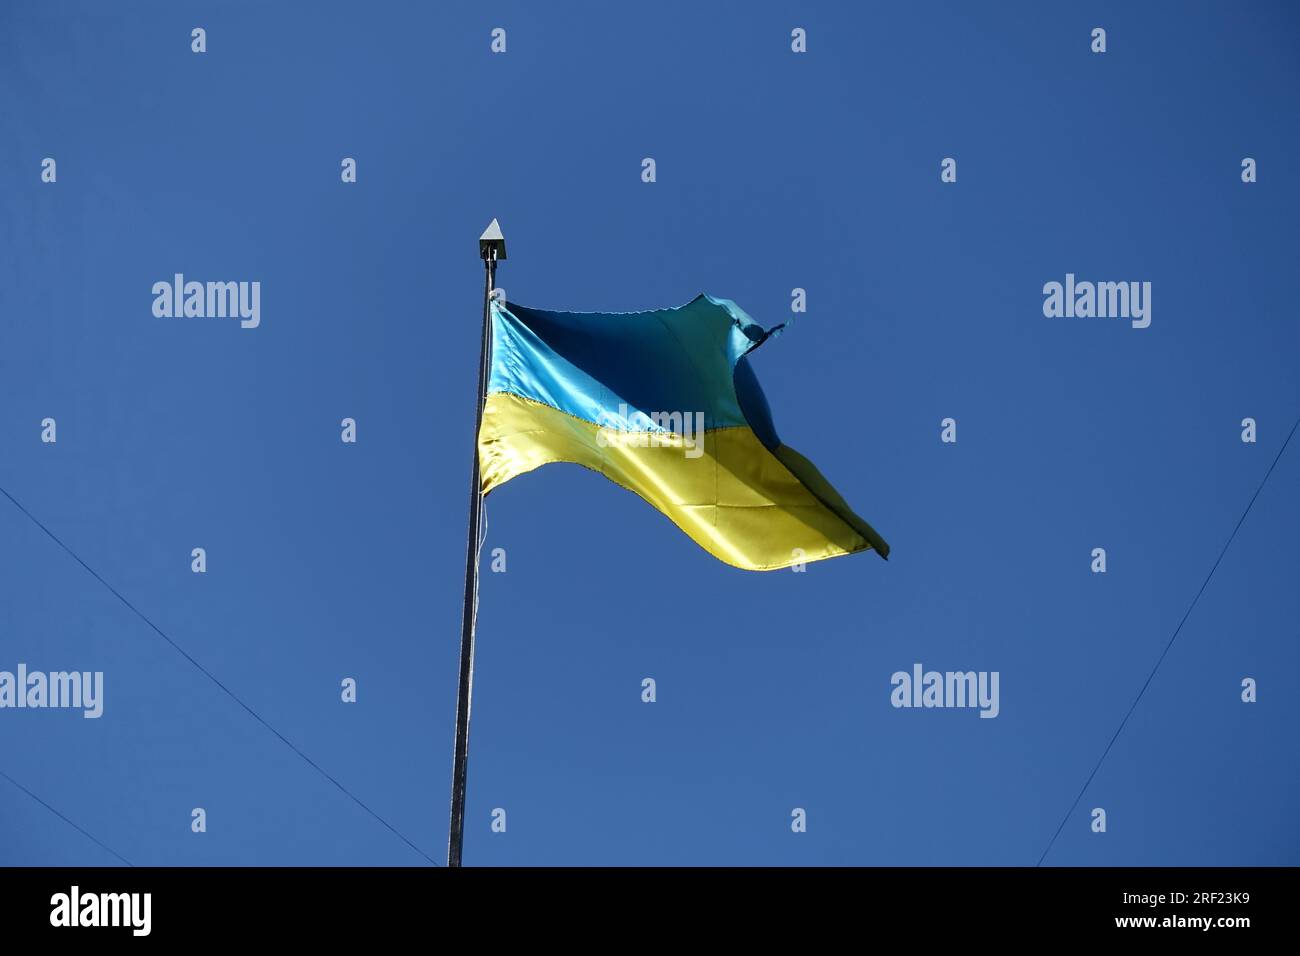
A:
[478,293,889,570]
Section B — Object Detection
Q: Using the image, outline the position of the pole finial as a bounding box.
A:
[479,218,506,261]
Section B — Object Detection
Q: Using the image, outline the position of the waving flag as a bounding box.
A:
[478,294,889,570]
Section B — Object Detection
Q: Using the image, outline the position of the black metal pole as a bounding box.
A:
[447,232,499,868]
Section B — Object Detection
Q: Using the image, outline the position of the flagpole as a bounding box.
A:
[448,219,506,867]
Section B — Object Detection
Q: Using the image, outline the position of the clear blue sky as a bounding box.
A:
[1,0,1297,866]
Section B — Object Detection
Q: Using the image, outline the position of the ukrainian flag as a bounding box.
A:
[479,294,889,570]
